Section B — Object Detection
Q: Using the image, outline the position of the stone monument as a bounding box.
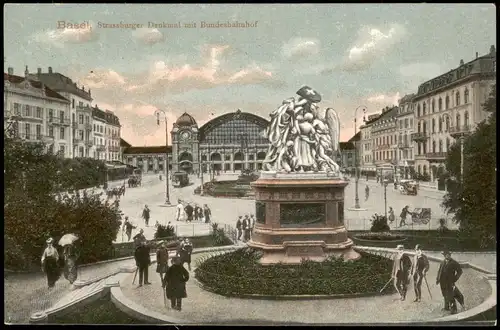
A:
[247,86,361,264]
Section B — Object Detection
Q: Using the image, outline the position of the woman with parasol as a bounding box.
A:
[59,233,80,284]
[41,237,60,289]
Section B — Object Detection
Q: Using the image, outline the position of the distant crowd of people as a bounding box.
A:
[176,199,212,223]
[236,214,255,242]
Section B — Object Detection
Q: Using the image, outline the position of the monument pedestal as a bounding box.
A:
[248,171,361,265]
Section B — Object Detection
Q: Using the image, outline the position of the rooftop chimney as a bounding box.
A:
[460,59,464,66]
[7,67,13,75]
[476,52,479,58]
[24,65,29,77]
[37,68,42,75]
[48,67,53,74]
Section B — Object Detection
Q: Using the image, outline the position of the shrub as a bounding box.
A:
[210,223,233,246]
[4,136,123,269]
[195,249,394,296]
[370,214,390,232]
[154,224,176,240]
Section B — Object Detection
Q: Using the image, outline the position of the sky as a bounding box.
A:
[4,3,496,146]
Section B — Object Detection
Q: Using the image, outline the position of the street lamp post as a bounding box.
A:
[154,110,172,207]
[383,179,388,219]
[353,105,367,210]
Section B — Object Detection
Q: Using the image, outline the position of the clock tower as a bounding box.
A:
[171,112,199,174]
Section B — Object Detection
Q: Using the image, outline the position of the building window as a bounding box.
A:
[48,126,54,138]
[445,96,450,109]
[464,111,469,127]
[59,110,64,122]
[464,89,469,103]
[439,140,443,153]
[36,124,42,139]
[399,120,403,129]
[24,105,31,117]
[79,114,84,124]
[438,98,442,111]
[455,92,461,106]
[438,117,443,132]
[25,123,31,139]
[409,118,413,128]
[13,103,21,115]
[72,99,75,109]
[224,154,231,161]
[456,113,461,127]
[59,145,65,155]
[60,127,65,139]
[249,154,255,161]
[446,138,450,151]
[432,140,436,153]
[432,118,436,133]
[36,107,43,118]
[431,99,435,113]
[445,116,450,131]
[422,102,426,115]
[94,124,97,131]
[86,116,90,124]
[404,118,408,128]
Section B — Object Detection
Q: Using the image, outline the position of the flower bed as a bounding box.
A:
[352,232,407,248]
[195,248,394,297]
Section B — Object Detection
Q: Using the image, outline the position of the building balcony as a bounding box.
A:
[377,144,390,150]
[85,140,93,147]
[84,123,93,131]
[415,154,427,160]
[71,122,78,129]
[21,134,44,142]
[96,145,106,151]
[426,152,447,160]
[47,116,70,126]
[448,125,471,139]
[109,146,120,152]
[411,132,429,142]
[76,105,92,113]
[73,137,83,144]
[398,142,411,149]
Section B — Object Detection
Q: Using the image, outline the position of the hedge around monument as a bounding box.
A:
[195,248,394,297]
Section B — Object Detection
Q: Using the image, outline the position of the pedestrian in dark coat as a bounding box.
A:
[243,215,251,241]
[133,229,146,249]
[411,244,430,302]
[142,205,151,227]
[203,204,212,223]
[164,256,190,311]
[134,241,151,287]
[156,241,170,287]
[436,249,463,314]
[179,238,193,271]
[399,205,412,227]
[185,203,194,222]
[123,217,136,242]
[236,216,243,240]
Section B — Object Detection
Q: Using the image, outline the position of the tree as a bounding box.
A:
[4,135,123,270]
[441,84,496,247]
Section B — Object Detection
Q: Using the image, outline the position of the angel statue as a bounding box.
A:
[262,86,341,175]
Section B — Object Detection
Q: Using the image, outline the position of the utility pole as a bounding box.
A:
[154,110,173,207]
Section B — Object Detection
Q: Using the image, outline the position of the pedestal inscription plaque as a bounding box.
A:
[280,203,326,228]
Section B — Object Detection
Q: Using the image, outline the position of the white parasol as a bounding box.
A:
[58,233,79,246]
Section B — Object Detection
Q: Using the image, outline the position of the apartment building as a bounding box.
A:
[28,67,93,158]
[4,67,71,157]
[396,94,416,179]
[359,114,381,173]
[91,106,121,161]
[412,45,496,182]
[371,106,399,179]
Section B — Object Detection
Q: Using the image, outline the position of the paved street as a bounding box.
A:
[113,173,456,242]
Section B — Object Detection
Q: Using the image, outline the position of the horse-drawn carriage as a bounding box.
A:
[399,180,418,195]
[128,175,142,188]
[411,208,431,225]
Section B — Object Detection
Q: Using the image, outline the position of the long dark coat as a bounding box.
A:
[436,258,462,286]
[165,264,189,299]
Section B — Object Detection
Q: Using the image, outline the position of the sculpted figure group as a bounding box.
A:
[263,86,342,175]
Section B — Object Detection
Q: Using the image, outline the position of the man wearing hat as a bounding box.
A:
[243,215,251,242]
[134,240,151,287]
[236,216,243,240]
[436,249,463,314]
[411,244,430,302]
[392,245,412,301]
[156,241,170,287]
[133,228,146,249]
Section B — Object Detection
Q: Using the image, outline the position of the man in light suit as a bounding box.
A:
[436,249,463,314]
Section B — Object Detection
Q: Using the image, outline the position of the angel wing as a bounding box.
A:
[324,108,341,153]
